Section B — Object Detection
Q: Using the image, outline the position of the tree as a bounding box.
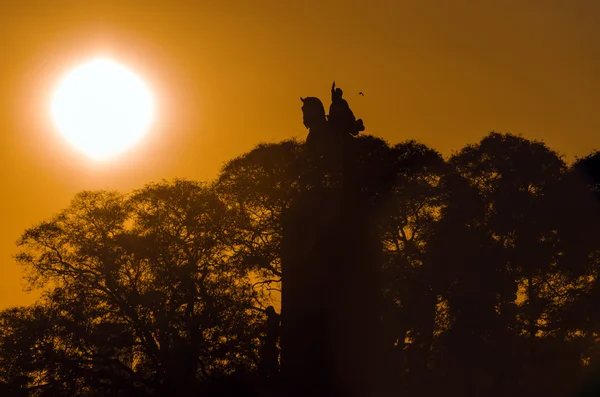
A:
[215,140,305,308]
[6,130,600,397]
[445,132,571,396]
[11,180,263,396]
[376,140,449,391]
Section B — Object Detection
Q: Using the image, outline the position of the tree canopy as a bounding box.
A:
[3,132,600,397]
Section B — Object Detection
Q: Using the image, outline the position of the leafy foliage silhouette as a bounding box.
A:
[2,101,600,395]
[4,182,263,396]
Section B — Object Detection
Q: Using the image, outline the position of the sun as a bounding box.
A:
[50,57,155,160]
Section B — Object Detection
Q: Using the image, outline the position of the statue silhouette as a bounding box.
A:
[281,82,383,397]
[259,306,281,379]
[328,81,365,139]
[300,96,331,153]
[301,82,365,155]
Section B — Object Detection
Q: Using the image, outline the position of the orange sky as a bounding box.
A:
[0,0,599,308]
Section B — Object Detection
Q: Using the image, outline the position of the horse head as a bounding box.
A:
[300,97,327,130]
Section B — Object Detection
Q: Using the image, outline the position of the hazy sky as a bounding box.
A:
[0,0,598,307]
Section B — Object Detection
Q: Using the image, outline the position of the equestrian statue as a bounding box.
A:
[280,82,382,397]
[301,81,365,155]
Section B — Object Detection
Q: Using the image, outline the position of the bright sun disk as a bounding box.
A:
[50,57,155,160]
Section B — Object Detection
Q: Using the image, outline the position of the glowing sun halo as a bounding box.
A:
[50,57,155,160]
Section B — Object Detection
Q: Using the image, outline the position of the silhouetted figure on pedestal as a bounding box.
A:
[328,81,364,139]
[259,306,281,379]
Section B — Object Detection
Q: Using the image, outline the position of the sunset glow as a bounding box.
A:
[50,57,155,160]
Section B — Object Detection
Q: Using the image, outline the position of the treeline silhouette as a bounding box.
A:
[3,131,600,396]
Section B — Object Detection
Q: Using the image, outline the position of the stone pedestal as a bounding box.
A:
[280,185,382,397]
